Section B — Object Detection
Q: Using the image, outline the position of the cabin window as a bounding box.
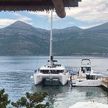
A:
[51,70,64,74]
[40,70,49,74]
[81,67,85,73]
[86,75,95,80]
[40,70,64,74]
[81,67,91,73]
[50,70,64,74]
[86,67,91,71]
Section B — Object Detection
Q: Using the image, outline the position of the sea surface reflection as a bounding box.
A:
[32,85,108,108]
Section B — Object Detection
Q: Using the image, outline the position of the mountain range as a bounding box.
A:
[0,21,108,56]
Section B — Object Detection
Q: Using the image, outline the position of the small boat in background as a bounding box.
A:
[72,59,102,87]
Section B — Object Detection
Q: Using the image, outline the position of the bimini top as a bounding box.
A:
[81,58,91,67]
[0,0,81,18]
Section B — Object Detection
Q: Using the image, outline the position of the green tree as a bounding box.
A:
[11,92,49,108]
[0,89,10,108]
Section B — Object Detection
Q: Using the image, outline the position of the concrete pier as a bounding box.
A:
[101,77,108,91]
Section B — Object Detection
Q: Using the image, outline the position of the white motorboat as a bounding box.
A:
[72,59,101,87]
[32,11,69,86]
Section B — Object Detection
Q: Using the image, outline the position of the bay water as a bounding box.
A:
[0,56,108,108]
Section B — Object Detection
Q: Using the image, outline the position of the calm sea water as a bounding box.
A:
[0,56,108,108]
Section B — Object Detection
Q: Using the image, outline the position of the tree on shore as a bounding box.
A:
[0,89,10,108]
[11,92,49,108]
[0,89,49,108]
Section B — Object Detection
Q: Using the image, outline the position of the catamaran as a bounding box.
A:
[32,11,69,85]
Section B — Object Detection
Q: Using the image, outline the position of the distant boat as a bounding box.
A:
[31,11,69,86]
[72,59,101,87]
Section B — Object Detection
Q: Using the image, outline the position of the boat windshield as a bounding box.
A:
[81,67,91,73]
[40,70,64,74]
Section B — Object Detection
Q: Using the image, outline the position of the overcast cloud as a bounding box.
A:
[65,0,108,27]
[0,0,108,29]
[29,0,108,28]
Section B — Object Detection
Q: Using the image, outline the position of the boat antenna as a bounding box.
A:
[49,10,53,67]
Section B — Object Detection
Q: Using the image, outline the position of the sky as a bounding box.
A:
[0,0,108,29]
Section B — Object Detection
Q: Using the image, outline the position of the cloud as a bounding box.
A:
[65,0,108,27]
[29,0,108,22]
[0,0,107,29]
[13,13,32,24]
[0,19,16,28]
[28,11,59,21]
[0,12,32,28]
[29,0,108,28]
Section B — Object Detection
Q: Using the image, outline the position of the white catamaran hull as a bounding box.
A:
[33,73,69,85]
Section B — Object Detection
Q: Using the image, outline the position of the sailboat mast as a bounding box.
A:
[49,10,53,66]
